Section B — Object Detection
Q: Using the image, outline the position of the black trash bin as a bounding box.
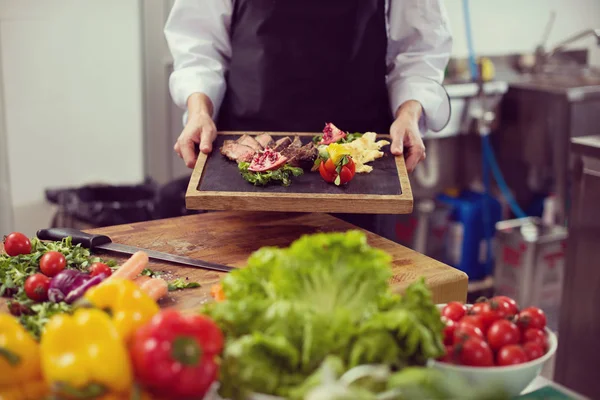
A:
[46,180,159,229]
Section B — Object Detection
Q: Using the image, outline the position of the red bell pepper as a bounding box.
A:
[129,309,224,399]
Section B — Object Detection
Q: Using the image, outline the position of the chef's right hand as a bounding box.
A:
[174,112,217,169]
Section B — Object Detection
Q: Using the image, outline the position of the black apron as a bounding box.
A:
[216,0,395,234]
[216,0,393,134]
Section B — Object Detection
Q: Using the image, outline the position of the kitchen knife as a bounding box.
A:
[36,228,234,273]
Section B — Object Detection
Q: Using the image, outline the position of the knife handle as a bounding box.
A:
[36,228,112,249]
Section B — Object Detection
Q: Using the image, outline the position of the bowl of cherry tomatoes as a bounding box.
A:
[429,296,557,397]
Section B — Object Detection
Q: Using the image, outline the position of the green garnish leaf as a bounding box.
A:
[167,278,201,291]
[238,162,304,187]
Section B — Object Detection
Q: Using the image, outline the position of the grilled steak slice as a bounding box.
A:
[221,140,256,163]
[255,133,275,149]
[237,134,263,151]
[291,135,302,148]
[287,143,318,169]
[273,137,292,152]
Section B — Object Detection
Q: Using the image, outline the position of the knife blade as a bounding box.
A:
[36,228,234,273]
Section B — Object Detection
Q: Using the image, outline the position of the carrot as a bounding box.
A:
[109,251,149,281]
[140,278,169,301]
[133,275,152,287]
[210,284,225,302]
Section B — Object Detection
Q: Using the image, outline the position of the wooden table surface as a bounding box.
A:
[2,212,468,312]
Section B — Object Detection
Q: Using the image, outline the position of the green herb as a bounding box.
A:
[167,278,201,291]
[339,132,363,143]
[140,268,162,278]
[17,301,73,340]
[202,231,446,399]
[238,162,303,187]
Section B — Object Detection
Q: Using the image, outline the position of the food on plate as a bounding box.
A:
[130,309,224,399]
[317,145,356,186]
[3,232,32,257]
[255,132,275,148]
[273,136,293,152]
[83,278,160,342]
[221,140,256,163]
[40,308,134,397]
[438,296,552,367]
[248,147,289,172]
[317,122,347,145]
[238,161,303,187]
[201,230,446,399]
[236,133,263,151]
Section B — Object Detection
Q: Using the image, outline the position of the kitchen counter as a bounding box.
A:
[0,212,468,312]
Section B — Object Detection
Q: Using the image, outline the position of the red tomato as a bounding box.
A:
[338,160,356,185]
[39,251,66,277]
[442,317,457,346]
[490,295,520,316]
[438,345,455,363]
[523,328,547,349]
[89,262,112,278]
[456,337,494,367]
[442,301,466,322]
[487,319,521,351]
[517,307,547,331]
[319,161,336,183]
[324,158,337,174]
[458,315,486,333]
[453,323,484,344]
[523,342,545,361]
[497,344,528,366]
[24,273,51,302]
[3,232,31,257]
[471,301,508,330]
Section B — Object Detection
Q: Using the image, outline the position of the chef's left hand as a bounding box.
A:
[390,100,426,173]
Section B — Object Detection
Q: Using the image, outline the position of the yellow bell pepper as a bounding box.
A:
[82,278,159,342]
[0,315,46,400]
[40,308,133,398]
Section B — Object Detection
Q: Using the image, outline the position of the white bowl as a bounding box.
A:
[430,303,558,397]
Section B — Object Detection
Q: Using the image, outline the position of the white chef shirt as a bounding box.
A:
[164,0,453,133]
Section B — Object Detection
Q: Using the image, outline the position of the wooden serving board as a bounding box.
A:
[185,132,413,214]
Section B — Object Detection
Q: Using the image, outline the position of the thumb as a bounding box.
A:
[390,130,404,156]
[199,125,217,154]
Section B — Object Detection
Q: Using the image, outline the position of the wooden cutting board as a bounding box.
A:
[185,132,413,214]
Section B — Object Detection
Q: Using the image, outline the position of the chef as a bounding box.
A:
[160,0,452,230]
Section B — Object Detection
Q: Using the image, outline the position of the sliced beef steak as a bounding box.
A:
[255,133,275,149]
[237,134,263,151]
[286,142,318,169]
[273,137,293,152]
[220,140,256,163]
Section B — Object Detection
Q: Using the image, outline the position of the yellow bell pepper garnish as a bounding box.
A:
[82,278,159,342]
[326,143,351,165]
[0,314,41,386]
[40,308,133,397]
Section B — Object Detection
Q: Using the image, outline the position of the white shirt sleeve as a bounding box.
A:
[164,0,233,121]
[387,0,453,133]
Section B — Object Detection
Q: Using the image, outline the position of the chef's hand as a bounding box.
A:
[390,100,426,173]
[174,93,217,169]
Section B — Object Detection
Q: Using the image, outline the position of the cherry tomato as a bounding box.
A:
[523,342,545,361]
[442,317,457,346]
[522,328,547,349]
[471,301,509,330]
[453,323,484,344]
[319,161,336,183]
[458,315,486,333]
[517,307,547,331]
[438,345,455,363]
[490,295,519,316]
[39,251,66,277]
[456,337,494,367]
[487,319,521,351]
[497,344,528,366]
[3,232,31,257]
[338,160,356,185]
[89,262,112,278]
[442,301,466,322]
[324,158,337,174]
[24,273,51,302]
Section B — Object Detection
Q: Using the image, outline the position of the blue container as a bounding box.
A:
[437,190,502,281]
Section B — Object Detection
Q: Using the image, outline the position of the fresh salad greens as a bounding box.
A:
[202,231,452,399]
[238,162,304,187]
[312,132,363,145]
[168,277,201,291]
